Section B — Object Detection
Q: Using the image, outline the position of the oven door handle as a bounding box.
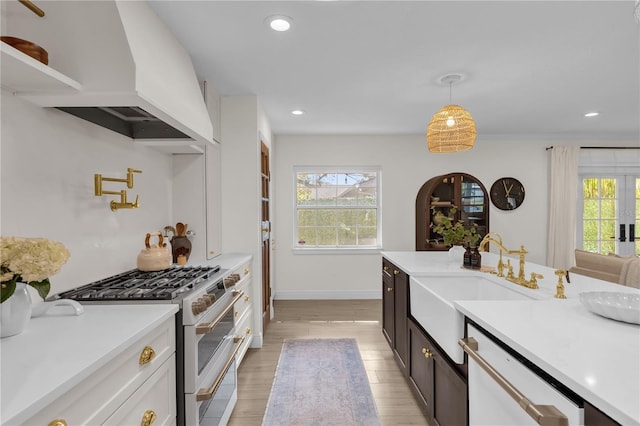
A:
[196,290,244,335]
[196,335,245,402]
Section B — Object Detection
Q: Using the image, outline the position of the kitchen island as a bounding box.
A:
[382,250,640,426]
[1,304,178,425]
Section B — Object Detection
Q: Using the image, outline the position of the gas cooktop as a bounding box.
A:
[57,265,221,301]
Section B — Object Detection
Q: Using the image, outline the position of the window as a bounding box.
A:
[294,167,381,251]
[577,149,640,256]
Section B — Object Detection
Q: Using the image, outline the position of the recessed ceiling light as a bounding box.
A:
[584,112,599,117]
[291,110,305,116]
[266,15,292,32]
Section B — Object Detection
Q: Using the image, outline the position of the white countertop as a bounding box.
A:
[382,250,640,425]
[0,304,178,425]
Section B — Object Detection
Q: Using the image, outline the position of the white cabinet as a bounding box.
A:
[466,323,583,426]
[23,316,177,425]
[171,147,221,262]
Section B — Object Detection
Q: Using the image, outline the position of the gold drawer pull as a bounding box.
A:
[387,287,393,292]
[383,265,390,271]
[141,409,157,426]
[244,295,250,302]
[48,420,67,426]
[393,269,400,275]
[234,310,239,317]
[246,327,252,334]
[422,347,433,358]
[244,267,249,275]
[139,346,156,365]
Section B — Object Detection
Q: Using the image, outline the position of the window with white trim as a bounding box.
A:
[294,167,381,250]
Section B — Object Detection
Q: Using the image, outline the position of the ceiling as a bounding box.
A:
[149,1,640,141]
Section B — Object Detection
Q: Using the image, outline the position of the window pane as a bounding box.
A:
[337,185,357,206]
[358,226,377,245]
[338,227,356,245]
[583,220,598,240]
[600,200,616,219]
[297,228,316,246]
[601,220,616,240]
[336,209,356,226]
[583,178,598,198]
[601,178,616,198]
[298,209,316,226]
[583,200,598,219]
[583,241,598,252]
[297,184,316,206]
[317,209,337,226]
[357,209,377,226]
[317,227,337,245]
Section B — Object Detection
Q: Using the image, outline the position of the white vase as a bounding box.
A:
[1,283,33,338]
[448,245,466,265]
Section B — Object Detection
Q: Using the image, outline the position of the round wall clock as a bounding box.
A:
[490,177,525,210]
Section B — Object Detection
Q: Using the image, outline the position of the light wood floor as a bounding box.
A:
[228,300,429,426]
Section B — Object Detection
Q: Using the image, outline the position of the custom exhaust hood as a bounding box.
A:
[16,1,214,150]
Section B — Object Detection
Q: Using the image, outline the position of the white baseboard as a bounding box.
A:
[274,290,381,300]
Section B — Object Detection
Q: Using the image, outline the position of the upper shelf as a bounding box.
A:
[0,43,81,93]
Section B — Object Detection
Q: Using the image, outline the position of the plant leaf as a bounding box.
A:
[29,278,51,301]
[1,280,17,303]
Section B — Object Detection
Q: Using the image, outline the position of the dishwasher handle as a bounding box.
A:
[459,337,569,426]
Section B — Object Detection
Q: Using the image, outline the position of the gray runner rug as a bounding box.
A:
[262,338,382,426]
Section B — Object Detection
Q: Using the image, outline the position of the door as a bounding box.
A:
[260,142,271,332]
[578,175,639,256]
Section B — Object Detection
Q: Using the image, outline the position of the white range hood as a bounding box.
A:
[8,0,213,151]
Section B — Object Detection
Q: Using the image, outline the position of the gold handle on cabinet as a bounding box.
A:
[383,266,389,271]
[393,269,400,275]
[140,409,157,426]
[139,346,156,365]
[244,268,249,275]
[246,327,252,334]
[459,338,569,426]
[387,287,393,292]
[48,420,67,426]
[422,348,433,358]
[197,336,245,401]
[244,295,250,302]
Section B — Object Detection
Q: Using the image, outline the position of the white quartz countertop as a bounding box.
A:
[0,304,178,425]
[382,251,640,425]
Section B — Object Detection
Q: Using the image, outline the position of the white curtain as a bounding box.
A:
[547,146,580,269]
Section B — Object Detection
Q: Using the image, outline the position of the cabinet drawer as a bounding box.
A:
[26,317,175,425]
[235,308,254,365]
[104,354,177,426]
[234,283,252,321]
[467,324,583,425]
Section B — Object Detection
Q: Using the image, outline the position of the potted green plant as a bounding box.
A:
[432,207,481,261]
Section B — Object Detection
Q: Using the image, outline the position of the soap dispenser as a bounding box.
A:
[470,245,482,270]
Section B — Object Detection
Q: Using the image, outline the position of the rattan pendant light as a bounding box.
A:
[427,75,476,153]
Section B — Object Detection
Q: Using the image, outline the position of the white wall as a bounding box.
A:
[1,92,173,297]
[272,134,619,299]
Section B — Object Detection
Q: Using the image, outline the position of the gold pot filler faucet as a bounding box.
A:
[94,168,142,211]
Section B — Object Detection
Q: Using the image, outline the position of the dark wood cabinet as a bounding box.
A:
[408,318,468,426]
[382,258,408,371]
[416,172,489,251]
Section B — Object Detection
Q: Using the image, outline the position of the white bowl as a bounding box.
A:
[579,291,640,325]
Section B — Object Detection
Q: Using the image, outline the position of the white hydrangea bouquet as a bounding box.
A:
[1,236,70,303]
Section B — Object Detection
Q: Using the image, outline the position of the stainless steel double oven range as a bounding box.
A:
[56,263,245,425]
